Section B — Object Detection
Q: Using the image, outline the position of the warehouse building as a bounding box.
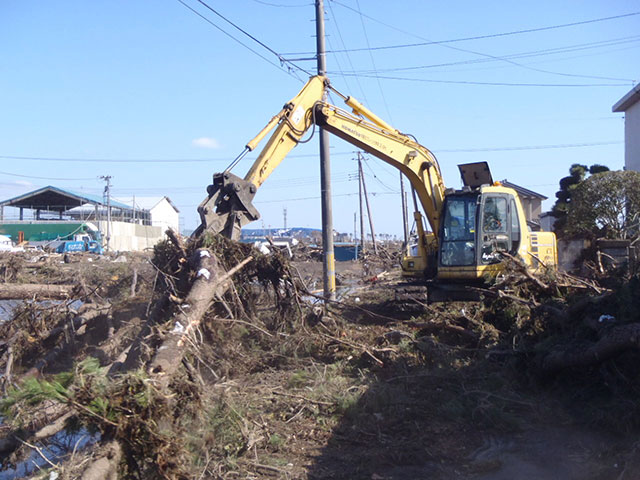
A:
[0,186,179,252]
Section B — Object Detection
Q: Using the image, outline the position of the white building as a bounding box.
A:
[613,84,640,172]
[127,197,180,233]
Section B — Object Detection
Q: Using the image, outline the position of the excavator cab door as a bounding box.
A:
[478,193,520,265]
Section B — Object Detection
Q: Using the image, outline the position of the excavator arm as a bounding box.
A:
[195,75,445,250]
[194,76,326,238]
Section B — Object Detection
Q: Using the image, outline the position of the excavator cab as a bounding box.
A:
[436,162,530,281]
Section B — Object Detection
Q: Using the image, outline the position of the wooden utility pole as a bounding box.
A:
[400,173,409,249]
[100,175,112,251]
[316,0,335,300]
[358,153,377,254]
[358,156,365,252]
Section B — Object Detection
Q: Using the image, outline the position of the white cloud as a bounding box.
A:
[14,180,33,186]
[192,137,221,149]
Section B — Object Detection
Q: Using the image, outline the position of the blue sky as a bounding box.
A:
[1,0,638,236]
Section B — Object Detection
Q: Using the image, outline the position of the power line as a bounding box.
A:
[434,140,622,153]
[193,0,313,77]
[175,0,287,75]
[0,155,225,163]
[353,0,393,122]
[175,0,310,81]
[248,0,311,7]
[0,140,622,166]
[0,152,354,163]
[255,191,397,204]
[340,74,630,87]
[0,170,96,181]
[330,35,640,78]
[325,0,368,103]
[322,3,639,83]
[290,6,640,54]
[360,156,398,193]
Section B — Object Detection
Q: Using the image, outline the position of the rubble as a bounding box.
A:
[0,239,640,479]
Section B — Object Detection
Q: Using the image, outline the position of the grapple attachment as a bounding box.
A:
[194,172,260,240]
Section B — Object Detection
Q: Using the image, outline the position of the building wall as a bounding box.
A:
[150,199,179,233]
[540,214,556,232]
[517,196,542,223]
[625,102,640,172]
[97,221,163,252]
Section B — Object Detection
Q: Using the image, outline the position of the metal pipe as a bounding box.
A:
[224,146,251,173]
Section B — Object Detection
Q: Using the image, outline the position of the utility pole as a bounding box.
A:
[400,173,409,250]
[283,207,287,230]
[353,212,356,243]
[358,153,377,254]
[316,0,335,300]
[100,175,112,251]
[358,155,365,252]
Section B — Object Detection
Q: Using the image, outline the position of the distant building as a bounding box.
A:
[613,84,640,171]
[0,186,178,252]
[539,211,556,232]
[127,197,180,233]
[500,180,547,229]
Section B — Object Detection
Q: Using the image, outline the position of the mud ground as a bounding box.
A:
[1,247,639,479]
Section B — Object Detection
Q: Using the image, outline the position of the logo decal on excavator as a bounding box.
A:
[340,124,388,152]
[292,106,305,127]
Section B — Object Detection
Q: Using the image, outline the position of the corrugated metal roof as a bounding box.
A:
[0,185,132,211]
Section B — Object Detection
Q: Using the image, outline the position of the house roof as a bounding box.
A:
[0,185,131,212]
[117,196,180,213]
[501,180,548,200]
[613,84,640,113]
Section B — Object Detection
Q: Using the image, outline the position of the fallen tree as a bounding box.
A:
[0,283,74,300]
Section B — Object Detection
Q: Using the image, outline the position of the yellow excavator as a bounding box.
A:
[195,75,557,285]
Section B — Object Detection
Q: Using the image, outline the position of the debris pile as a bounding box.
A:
[1,240,640,478]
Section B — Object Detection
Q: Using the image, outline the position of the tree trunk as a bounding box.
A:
[542,323,640,373]
[0,283,73,300]
[148,249,252,385]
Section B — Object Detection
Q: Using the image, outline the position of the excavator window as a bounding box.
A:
[481,195,511,264]
[482,197,507,233]
[440,195,478,266]
[510,198,521,252]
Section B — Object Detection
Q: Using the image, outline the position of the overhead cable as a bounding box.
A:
[434,140,623,153]
[193,0,313,76]
[353,0,394,122]
[331,35,640,79]
[292,6,640,54]
[0,141,622,165]
[316,3,639,82]
[0,170,96,181]
[175,0,311,81]
[342,74,630,87]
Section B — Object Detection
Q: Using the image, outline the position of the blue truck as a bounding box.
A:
[53,234,103,254]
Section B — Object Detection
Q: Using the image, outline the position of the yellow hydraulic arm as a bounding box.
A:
[195,75,446,247]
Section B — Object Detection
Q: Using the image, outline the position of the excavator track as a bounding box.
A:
[393,284,430,313]
[393,281,483,311]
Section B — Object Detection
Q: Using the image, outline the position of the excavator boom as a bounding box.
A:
[196,75,445,244]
